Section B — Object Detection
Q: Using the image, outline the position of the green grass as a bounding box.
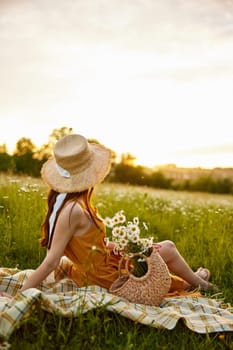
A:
[0,175,233,349]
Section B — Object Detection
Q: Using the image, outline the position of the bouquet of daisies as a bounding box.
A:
[104,211,154,277]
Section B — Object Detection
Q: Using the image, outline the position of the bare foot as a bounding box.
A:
[195,267,211,282]
[185,267,218,292]
[195,267,218,291]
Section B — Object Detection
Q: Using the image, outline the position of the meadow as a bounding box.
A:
[0,174,233,349]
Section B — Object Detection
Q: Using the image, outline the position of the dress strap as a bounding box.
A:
[48,193,67,248]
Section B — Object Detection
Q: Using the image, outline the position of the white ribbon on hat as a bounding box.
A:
[56,164,71,178]
[49,193,67,244]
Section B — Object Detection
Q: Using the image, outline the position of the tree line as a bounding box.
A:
[0,127,232,194]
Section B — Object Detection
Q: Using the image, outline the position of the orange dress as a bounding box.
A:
[64,203,185,293]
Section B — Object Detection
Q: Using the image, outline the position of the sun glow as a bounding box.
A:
[0,1,233,169]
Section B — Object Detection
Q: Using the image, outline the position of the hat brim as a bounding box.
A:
[41,143,112,193]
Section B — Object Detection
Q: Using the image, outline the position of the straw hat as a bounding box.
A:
[41,134,112,193]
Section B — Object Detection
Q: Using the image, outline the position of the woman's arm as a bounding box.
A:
[20,202,83,292]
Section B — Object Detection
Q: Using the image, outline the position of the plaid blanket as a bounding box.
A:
[0,268,233,339]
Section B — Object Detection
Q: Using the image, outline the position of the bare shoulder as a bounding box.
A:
[58,200,92,236]
[61,200,84,220]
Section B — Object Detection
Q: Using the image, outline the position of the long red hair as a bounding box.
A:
[40,187,96,248]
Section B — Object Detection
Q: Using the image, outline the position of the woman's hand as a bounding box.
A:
[0,291,12,298]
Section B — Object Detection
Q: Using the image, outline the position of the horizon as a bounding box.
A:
[2,130,233,170]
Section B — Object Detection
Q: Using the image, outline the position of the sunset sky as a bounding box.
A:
[0,0,233,168]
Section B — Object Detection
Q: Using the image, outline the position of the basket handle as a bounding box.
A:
[118,253,149,277]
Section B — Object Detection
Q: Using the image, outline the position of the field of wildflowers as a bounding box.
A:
[0,175,233,349]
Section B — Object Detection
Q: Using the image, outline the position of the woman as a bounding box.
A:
[1,134,215,295]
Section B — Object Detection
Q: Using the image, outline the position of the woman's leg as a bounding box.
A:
[157,240,212,291]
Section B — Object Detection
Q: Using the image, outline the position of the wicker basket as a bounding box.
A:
[109,248,171,306]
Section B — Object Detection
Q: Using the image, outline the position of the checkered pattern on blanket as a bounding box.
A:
[0,268,233,339]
